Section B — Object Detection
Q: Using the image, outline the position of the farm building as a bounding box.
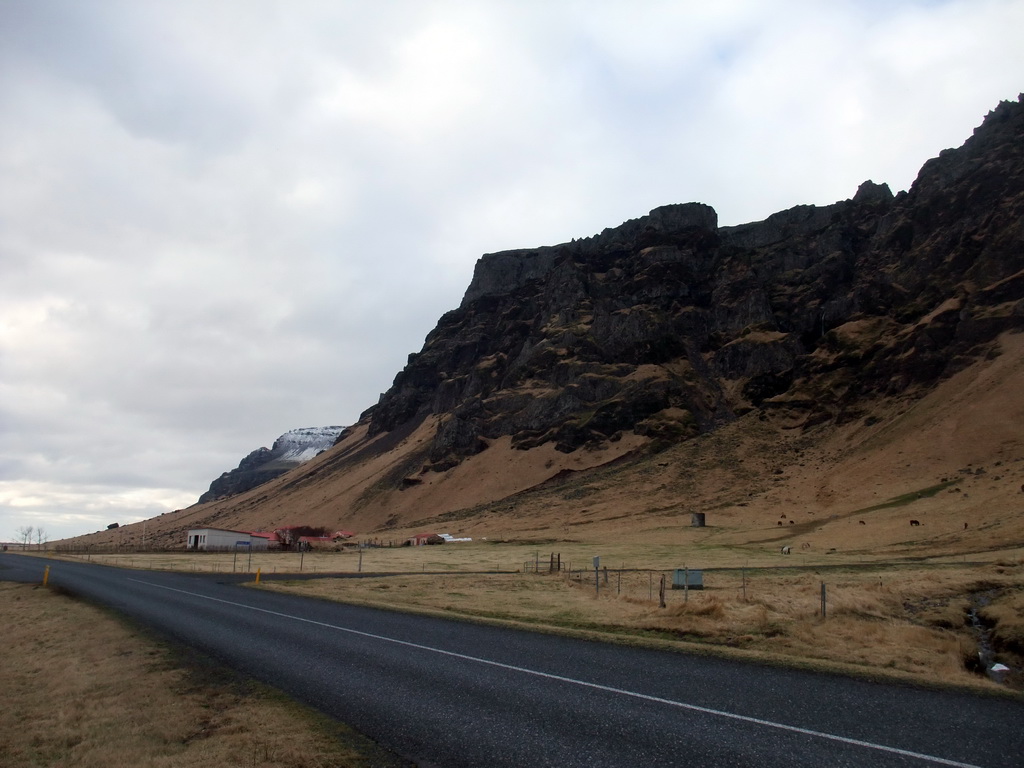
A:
[406,532,444,546]
[248,531,281,549]
[186,528,270,551]
[297,535,333,550]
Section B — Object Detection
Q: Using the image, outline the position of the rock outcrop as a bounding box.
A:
[368,95,1024,470]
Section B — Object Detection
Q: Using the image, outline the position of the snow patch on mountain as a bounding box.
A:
[272,426,344,463]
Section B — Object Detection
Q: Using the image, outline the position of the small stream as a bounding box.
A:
[967,590,1014,684]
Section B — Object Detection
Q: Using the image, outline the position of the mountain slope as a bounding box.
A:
[67,96,1024,553]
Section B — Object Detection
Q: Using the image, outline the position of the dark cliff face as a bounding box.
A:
[199,447,282,504]
[369,96,1024,471]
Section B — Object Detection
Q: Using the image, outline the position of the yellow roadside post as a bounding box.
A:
[255,568,261,585]
[43,565,50,586]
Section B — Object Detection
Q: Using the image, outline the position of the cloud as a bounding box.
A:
[2,0,1023,540]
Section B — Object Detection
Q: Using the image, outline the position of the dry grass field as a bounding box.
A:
[42,542,1023,694]
[0,580,398,768]
[249,555,1024,694]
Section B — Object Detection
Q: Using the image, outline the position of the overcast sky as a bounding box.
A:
[2,0,1022,542]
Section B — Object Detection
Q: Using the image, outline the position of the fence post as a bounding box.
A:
[684,566,689,603]
[821,581,827,618]
[659,574,666,608]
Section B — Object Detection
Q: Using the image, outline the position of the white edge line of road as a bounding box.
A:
[128,577,982,768]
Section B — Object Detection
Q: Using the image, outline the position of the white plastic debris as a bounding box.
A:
[988,663,1011,683]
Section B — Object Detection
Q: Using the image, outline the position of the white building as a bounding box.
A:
[186,528,269,551]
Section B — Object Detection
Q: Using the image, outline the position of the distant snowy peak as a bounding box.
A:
[198,425,345,504]
[271,426,345,462]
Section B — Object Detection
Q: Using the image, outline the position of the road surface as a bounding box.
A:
[2,553,1020,767]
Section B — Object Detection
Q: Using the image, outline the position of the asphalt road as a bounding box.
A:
[3,553,1021,768]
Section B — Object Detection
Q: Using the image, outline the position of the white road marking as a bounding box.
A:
[129,577,982,768]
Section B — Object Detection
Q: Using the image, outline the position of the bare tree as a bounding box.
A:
[34,527,48,551]
[16,525,33,550]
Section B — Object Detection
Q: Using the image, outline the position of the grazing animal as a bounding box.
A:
[780,513,787,519]
[858,520,866,525]
[781,546,792,555]
[910,519,921,526]
[801,542,811,549]
[789,520,795,524]
[777,521,782,526]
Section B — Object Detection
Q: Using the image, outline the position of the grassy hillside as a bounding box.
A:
[65,331,1024,566]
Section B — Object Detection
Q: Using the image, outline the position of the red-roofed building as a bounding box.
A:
[298,535,333,550]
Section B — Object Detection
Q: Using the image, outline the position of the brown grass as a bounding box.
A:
[256,559,1024,693]
[36,539,1024,694]
[980,588,1024,655]
[0,581,397,767]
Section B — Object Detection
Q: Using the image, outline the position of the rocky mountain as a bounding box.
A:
[70,96,1024,550]
[198,426,344,503]
[368,95,1024,471]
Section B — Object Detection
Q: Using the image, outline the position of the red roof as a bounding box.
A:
[248,531,280,541]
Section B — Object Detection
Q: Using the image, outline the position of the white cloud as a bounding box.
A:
[1,0,1023,540]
